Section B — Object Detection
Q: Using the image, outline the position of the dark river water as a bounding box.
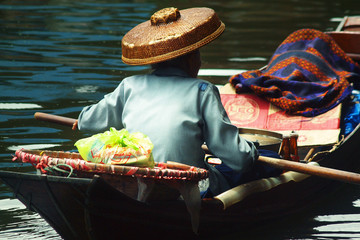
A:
[1,0,360,239]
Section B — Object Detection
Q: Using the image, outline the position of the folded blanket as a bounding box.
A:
[229,29,360,117]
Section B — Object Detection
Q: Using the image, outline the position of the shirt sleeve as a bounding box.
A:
[77,82,125,133]
[201,84,259,174]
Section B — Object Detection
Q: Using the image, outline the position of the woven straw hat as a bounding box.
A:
[121,7,225,65]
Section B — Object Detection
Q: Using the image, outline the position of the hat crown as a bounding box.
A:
[150,7,181,26]
[122,7,225,65]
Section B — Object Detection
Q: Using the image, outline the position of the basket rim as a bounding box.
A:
[14,149,209,181]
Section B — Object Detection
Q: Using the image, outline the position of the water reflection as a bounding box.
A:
[0,103,42,109]
[311,190,360,239]
[314,216,360,239]
[0,199,61,240]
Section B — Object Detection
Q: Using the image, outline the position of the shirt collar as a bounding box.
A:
[151,66,190,78]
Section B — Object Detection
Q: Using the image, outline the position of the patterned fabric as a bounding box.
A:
[229,29,360,117]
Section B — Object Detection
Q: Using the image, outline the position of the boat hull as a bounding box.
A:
[1,124,359,239]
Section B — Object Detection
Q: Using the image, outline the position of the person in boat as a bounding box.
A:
[72,7,259,196]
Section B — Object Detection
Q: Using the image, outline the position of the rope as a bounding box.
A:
[44,164,74,178]
[308,136,345,162]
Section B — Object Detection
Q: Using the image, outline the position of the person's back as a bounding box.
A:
[74,7,259,196]
[78,67,208,167]
[121,67,208,167]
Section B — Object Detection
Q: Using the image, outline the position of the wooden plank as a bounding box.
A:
[327,31,360,55]
[335,16,348,32]
[343,16,360,31]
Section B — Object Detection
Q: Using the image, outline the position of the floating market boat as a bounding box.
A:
[1,123,360,239]
[326,16,360,62]
[2,19,360,240]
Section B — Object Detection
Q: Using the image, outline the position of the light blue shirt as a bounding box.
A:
[78,67,258,195]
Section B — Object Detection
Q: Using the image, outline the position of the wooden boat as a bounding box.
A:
[2,19,360,240]
[326,16,360,62]
[1,121,360,239]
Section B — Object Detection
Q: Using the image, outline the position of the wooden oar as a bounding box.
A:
[203,141,360,185]
[34,112,76,127]
[34,112,360,185]
[258,156,360,185]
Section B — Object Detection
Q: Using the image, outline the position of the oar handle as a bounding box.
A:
[34,112,76,127]
[166,161,193,171]
[258,156,360,185]
[203,144,360,185]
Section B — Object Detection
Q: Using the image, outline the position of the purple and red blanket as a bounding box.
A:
[230,29,360,117]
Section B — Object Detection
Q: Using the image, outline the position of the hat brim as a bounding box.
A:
[121,8,225,66]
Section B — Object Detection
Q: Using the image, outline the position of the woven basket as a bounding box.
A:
[14,149,209,181]
[121,7,225,65]
[14,149,209,200]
